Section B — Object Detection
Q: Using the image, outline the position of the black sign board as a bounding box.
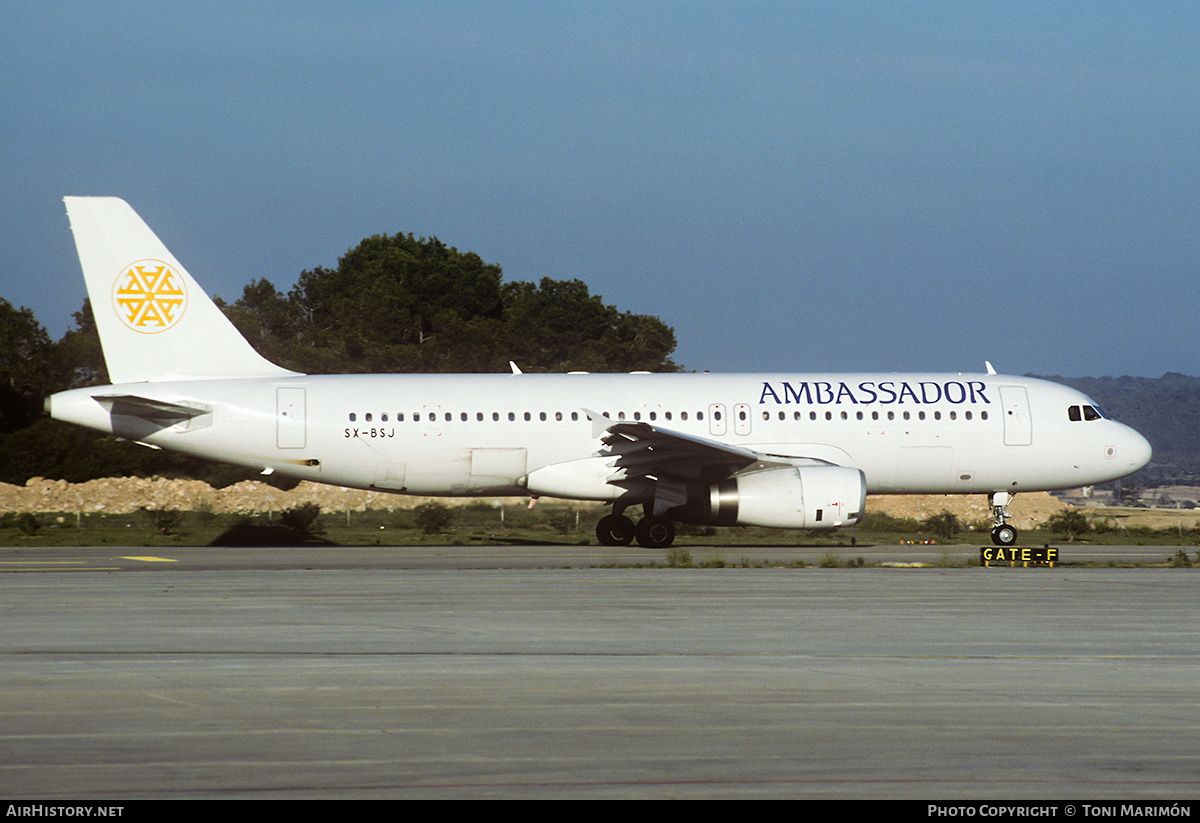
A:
[980,546,1058,567]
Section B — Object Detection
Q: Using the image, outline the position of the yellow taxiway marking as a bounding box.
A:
[0,556,174,572]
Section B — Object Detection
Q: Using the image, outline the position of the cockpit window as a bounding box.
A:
[1069,404,1107,422]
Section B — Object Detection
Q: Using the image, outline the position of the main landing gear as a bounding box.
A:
[990,491,1018,546]
[596,511,676,549]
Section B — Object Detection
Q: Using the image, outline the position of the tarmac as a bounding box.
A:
[1,543,1197,799]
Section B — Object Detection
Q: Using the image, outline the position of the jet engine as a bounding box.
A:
[671,465,866,529]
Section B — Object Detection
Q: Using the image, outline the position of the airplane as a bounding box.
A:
[46,197,1153,549]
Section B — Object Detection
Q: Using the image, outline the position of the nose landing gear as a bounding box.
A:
[990,492,1018,546]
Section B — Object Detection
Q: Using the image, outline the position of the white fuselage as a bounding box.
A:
[48,371,1152,501]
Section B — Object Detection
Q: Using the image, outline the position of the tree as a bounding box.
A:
[54,300,109,389]
[284,233,506,373]
[0,299,56,432]
[217,279,298,370]
[500,278,677,373]
[218,234,679,375]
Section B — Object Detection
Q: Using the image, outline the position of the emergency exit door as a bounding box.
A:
[277,387,306,449]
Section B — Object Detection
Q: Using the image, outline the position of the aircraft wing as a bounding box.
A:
[585,409,821,482]
[594,418,753,477]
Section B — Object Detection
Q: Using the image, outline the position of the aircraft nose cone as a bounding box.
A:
[1124,427,1152,472]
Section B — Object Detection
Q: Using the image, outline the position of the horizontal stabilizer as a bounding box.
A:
[94,394,210,422]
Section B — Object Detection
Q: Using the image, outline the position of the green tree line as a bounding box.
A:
[0,232,679,486]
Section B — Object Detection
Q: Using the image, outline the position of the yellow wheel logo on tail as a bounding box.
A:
[112,260,187,333]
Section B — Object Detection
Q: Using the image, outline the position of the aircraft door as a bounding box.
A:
[999,386,1032,446]
[276,387,306,449]
[708,404,727,436]
[420,404,444,437]
[734,403,752,435]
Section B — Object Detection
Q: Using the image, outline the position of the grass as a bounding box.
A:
[3,505,1200,562]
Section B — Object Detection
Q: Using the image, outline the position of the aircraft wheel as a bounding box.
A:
[991,525,1018,546]
[596,514,635,546]
[636,516,676,549]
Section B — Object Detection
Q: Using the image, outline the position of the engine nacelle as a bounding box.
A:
[671,465,866,529]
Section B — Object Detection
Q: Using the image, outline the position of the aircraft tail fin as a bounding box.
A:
[62,197,299,383]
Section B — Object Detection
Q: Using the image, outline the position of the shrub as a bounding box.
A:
[15,512,43,535]
[545,509,577,534]
[280,502,323,536]
[143,507,183,535]
[923,510,961,541]
[857,512,922,533]
[1045,509,1091,541]
[413,502,454,535]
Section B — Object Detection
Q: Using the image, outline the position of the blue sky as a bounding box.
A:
[4,1,1196,377]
